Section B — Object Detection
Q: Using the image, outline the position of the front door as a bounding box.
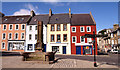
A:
[76,46,81,55]
[63,46,66,54]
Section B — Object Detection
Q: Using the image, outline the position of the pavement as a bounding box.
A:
[1,53,119,68]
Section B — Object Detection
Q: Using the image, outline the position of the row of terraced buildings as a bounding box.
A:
[0,8,97,55]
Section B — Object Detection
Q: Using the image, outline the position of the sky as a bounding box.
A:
[2,2,119,31]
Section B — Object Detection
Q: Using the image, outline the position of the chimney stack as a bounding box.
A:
[49,8,52,17]
[30,10,35,17]
[113,24,119,30]
[69,8,71,18]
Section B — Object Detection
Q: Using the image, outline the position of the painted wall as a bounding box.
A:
[47,23,71,54]
[0,24,26,51]
[70,25,97,55]
[25,24,47,52]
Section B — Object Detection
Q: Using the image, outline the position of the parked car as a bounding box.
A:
[110,49,118,54]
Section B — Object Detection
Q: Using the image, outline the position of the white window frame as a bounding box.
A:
[72,36,76,43]
[15,24,19,30]
[1,42,5,49]
[35,25,37,30]
[8,33,12,40]
[80,36,85,43]
[9,24,13,30]
[29,26,32,31]
[21,24,25,30]
[72,27,76,32]
[87,38,92,43]
[3,24,7,30]
[2,33,6,40]
[80,26,85,32]
[14,33,18,40]
[29,34,32,40]
[21,33,24,40]
[86,26,91,32]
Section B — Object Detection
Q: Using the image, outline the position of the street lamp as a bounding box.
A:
[83,28,97,67]
[93,30,97,67]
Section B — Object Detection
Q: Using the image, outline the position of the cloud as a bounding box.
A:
[13,9,30,15]
[13,4,39,15]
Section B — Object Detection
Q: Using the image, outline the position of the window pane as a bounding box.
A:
[9,33,12,39]
[51,35,54,42]
[29,34,32,40]
[81,36,84,42]
[81,27,83,31]
[63,24,67,31]
[57,35,60,42]
[22,25,25,29]
[57,25,60,31]
[16,25,18,29]
[51,25,54,31]
[10,25,12,30]
[72,37,76,42]
[22,33,24,39]
[30,26,32,30]
[63,34,67,41]
[35,34,37,40]
[4,25,6,30]
[35,26,37,30]
[3,33,5,39]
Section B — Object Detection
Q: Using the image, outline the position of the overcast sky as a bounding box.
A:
[2,2,119,31]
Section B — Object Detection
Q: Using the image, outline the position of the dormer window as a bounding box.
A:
[4,19,7,22]
[56,17,58,21]
[34,19,37,22]
[21,18,24,21]
[16,18,19,21]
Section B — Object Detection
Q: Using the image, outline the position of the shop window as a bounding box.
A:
[52,46,59,52]
[27,44,33,50]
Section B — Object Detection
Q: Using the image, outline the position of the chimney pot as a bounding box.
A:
[49,9,52,17]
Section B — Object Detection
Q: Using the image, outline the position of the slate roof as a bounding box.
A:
[28,14,49,25]
[49,13,70,24]
[1,15,31,24]
[71,14,95,26]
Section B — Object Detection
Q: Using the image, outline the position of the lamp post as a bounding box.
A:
[83,28,97,67]
[93,30,97,67]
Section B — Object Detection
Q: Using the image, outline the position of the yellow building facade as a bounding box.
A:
[47,23,71,54]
